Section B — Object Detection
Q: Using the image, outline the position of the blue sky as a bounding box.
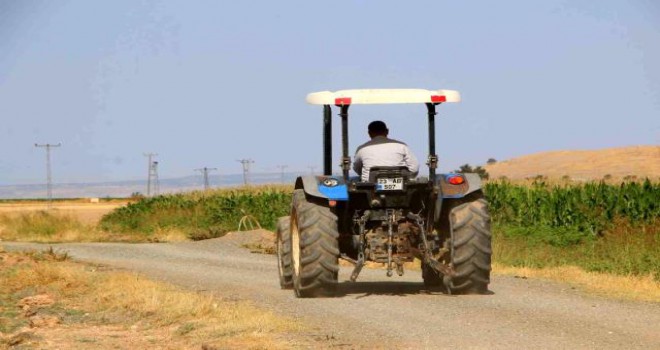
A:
[1,0,658,185]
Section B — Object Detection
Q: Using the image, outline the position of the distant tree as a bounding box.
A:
[532,175,547,182]
[454,163,489,180]
[455,164,474,173]
[130,192,144,200]
[486,158,497,165]
[474,166,490,180]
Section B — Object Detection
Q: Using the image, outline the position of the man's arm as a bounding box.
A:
[403,145,419,177]
[353,150,363,176]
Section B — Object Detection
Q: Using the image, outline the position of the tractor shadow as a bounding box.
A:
[334,281,495,299]
[335,281,446,298]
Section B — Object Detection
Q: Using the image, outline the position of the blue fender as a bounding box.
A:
[294,175,349,201]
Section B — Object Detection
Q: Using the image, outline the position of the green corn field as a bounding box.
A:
[99,180,658,278]
[485,179,659,232]
[101,179,658,239]
[485,179,659,278]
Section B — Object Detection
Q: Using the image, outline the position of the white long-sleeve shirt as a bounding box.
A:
[353,136,419,181]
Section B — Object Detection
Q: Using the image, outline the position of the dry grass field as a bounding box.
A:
[485,145,660,181]
[0,247,301,349]
[0,201,137,243]
[0,200,190,243]
[0,201,128,225]
[0,200,306,348]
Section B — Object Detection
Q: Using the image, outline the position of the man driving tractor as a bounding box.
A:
[353,120,419,181]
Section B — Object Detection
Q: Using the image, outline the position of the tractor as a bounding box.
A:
[276,89,491,298]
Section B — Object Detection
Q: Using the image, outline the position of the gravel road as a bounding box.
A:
[5,235,660,350]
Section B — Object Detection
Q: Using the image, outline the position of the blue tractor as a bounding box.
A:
[276,89,491,298]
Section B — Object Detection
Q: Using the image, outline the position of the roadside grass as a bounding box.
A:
[492,221,660,280]
[0,246,301,349]
[492,221,660,303]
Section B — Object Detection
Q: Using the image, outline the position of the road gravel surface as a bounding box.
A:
[5,234,660,350]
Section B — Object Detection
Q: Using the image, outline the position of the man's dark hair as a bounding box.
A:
[368,120,388,134]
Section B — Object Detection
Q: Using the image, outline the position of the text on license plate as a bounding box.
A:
[377,177,404,191]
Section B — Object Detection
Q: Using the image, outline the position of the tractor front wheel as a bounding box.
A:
[276,216,293,289]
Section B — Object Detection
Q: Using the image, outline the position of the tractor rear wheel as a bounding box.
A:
[290,189,340,298]
[448,197,492,294]
[276,216,293,289]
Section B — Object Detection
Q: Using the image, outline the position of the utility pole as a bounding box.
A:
[151,161,160,196]
[276,164,288,183]
[308,165,317,175]
[144,153,157,196]
[195,167,217,190]
[236,159,255,185]
[34,143,61,206]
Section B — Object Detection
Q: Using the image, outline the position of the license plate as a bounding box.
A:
[376,177,404,191]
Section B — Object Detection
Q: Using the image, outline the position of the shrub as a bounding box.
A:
[100,185,292,237]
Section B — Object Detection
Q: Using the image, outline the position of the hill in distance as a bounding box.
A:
[484,145,660,181]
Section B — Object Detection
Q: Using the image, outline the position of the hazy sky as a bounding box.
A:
[1,0,658,185]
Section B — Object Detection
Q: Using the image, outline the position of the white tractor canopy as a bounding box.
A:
[306,89,461,106]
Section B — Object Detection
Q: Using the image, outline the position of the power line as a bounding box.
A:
[276,164,288,183]
[236,159,255,185]
[34,143,61,207]
[195,167,218,190]
[144,153,158,196]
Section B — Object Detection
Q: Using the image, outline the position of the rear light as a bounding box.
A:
[328,200,337,207]
[447,175,465,185]
[431,95,447,103]
[335,97,352,106]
